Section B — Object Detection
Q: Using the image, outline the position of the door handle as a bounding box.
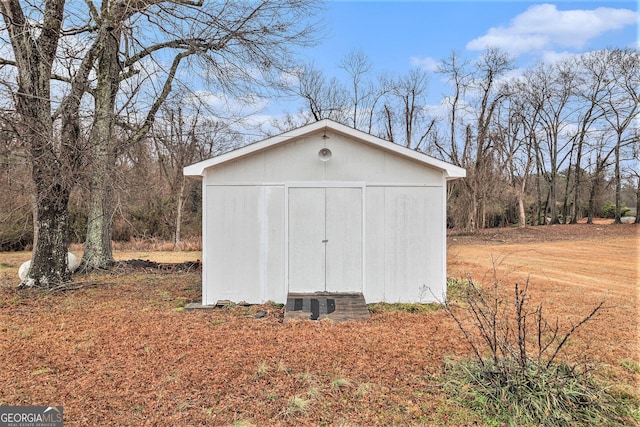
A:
[322,239,328,243]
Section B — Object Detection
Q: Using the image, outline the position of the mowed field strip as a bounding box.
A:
[449,235,638,297]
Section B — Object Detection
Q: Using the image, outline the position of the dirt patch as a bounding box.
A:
[114,259,201,273]
[0,224,637,426]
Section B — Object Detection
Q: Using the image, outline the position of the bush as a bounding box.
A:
[443,272,637,426]
[602,201,631,219]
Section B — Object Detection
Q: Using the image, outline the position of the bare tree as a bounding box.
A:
[391,68,434,150]
[151,100,243,247]
[531,60,577,225]
[2,0,320,281]
[1,1,98,287]
[339,48,373,129]
[435,51,472,167]
[631,135,640,224]
[565,52,611,223]
[295,63,349,124]
[461,48,514,230]
[585,136,614,223]
[79,0,320,269]
[599,49,640,223]
[494,80,539,227]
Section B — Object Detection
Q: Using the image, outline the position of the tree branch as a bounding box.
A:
[123,38,212,67]
[126,50,190,147]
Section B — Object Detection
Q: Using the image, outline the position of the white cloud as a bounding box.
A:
[539,50,578,65]
[466,4,637,55]
[410,56,440,72]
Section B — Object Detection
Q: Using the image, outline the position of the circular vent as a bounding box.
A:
[318,148,332,161]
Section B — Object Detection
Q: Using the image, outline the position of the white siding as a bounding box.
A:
[364,187,386,302]
[364,186,444,303]
[325,187,363,292]
[203,185,284,305]
[203,131,443,186]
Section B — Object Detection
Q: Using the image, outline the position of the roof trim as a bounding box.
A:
[184,119,466,180]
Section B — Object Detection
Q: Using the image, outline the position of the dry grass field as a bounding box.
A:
[448,224,639,379]
[0,223,637,426]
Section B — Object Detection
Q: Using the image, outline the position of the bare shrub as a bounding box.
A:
[443,268,637,426]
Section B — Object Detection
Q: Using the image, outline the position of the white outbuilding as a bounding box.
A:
[184,119,465,306]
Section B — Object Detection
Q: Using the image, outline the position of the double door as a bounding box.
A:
[288,187,362,293]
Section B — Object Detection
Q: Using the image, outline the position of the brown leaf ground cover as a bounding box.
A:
[0,223,638,426]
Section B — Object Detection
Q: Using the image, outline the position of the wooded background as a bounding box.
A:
[1,2,638,259]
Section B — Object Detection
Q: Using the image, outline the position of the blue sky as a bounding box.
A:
[258,1,638,122]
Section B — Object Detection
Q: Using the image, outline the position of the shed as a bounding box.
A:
[184,119,465,306]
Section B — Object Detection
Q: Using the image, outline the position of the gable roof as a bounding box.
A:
[183,119,466,180]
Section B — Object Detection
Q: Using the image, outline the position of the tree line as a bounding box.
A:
[274,47,639,230]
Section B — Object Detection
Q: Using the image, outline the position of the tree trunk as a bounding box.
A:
[82,150,115,269]
[2,0,73,288]
[549,169,559,224]
[570,159,581,224]
[25,179,72,287]
[82,24,120,270]
[614,141,622,224]
[517,176,527,228]
[587,167,602,225]
[31,192,39,249]
[570,120,588,224]
[543,188,551,224]
[174,177,186,249]
[21,114,73,287]
[561,163,572,224]
[533,168,542,226]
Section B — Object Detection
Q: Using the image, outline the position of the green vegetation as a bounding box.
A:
[445,277,472,303]
[620,359,640,374]
[603,201,631,218]
[330,377,352,392]
[367,278,475,314]
[368,302,441,313]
